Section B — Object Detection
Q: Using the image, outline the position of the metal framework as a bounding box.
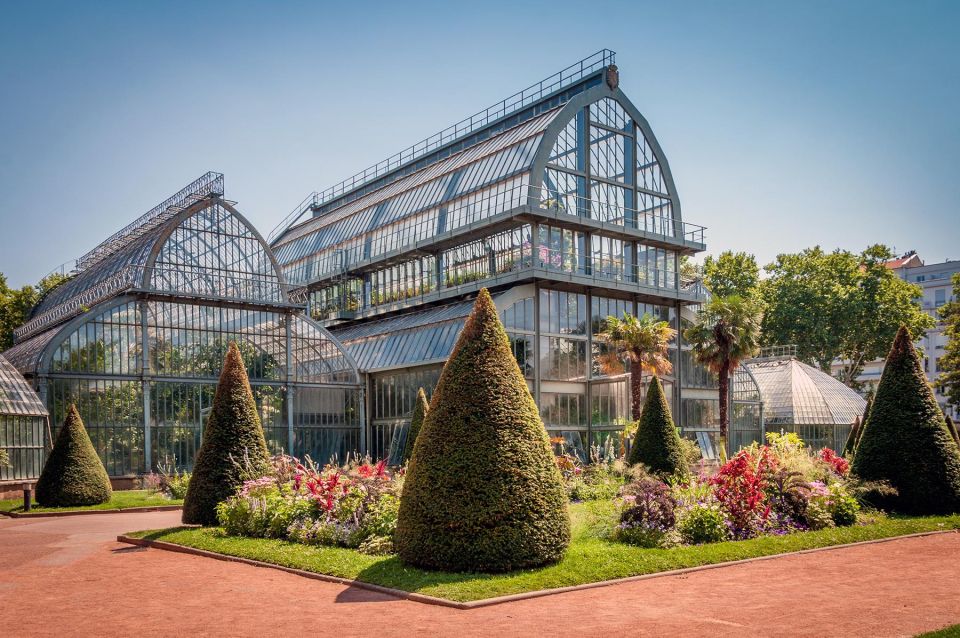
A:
[266,52,713,460]
[4,176,363,478]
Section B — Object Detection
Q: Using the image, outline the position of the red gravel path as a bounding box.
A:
[1,512,958,637]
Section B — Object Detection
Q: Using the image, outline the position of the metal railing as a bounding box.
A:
[268,50,616,242]
[752,345,798,360]
[14,264,290,341]
[76,172,225,271]
[281,182,706,286]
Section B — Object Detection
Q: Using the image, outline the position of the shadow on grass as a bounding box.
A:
[346,555,513,602]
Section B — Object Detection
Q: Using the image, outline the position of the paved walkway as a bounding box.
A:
[1,511,959,637]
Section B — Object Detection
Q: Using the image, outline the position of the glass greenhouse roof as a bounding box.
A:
[332,295,504,372]
[0,355,47,417]
[744,358,867,425]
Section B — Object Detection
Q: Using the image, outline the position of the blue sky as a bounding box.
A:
[0,0,957,287]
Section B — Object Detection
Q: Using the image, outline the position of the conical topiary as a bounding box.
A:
[946,414,960,449]
[182,341,270,525]
[395,289,570,572]
[35,404,112,507]
[627,376,687,478]
[401,388,429,464]
[851,326,960,514]
[855,395,873,450]
[843,416,861,458]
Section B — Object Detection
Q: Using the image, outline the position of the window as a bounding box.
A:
[936,289,946,307]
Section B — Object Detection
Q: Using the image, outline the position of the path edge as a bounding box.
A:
[3,505,182,518]
[116,528,958,610]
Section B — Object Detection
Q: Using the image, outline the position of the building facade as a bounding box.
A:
[3,173,364,479]
[269,51,714,461]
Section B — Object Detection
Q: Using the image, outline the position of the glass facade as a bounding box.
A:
[4,194,363,477]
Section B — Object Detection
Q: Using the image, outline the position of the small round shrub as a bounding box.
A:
[677,504,728,544]
[35,404,112,507]
[827,484,860,527]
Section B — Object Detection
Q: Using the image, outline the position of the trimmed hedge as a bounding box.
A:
[855,396,872,450]
[182,342,270,525]
[627,376,687,478]
[395,289,570,572]
[843,415,861,458]
[851,326,960,514]
[401,387,429,464]
[35,404,112,507]
[946,414,960,449]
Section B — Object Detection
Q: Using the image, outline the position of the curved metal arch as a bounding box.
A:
[527,83,683,223]
[30,295,141,378]
[143,198,291,299]
[288,313,363,384]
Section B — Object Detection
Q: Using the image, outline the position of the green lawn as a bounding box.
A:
[918,625,960,638]
[0,489,183,514]
[126,502,960,603]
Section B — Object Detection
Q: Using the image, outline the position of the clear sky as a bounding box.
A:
[1,0,957,287]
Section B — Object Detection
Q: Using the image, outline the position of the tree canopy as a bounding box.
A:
[761,245,933,388]
[937,273,960,413]
[703,251,761,299]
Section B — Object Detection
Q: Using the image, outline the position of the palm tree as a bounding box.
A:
[596,312,677,420]
[683,295,763,460]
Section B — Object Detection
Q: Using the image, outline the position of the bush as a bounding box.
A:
[842,416,861,458]
[627,376,687,479]
[614,477,677,548]
[0,448,9,469]
[710,447,775,539]
[851,327,960,514]
[143,466,191,500]
[182,342,271,525]
[35,404,112,507]
[401,387,429,464]
[946,414,960,449]
[677,504,728,544]
[395,289,570,572]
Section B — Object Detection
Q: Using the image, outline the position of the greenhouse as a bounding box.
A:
[726,349,868,453]
[3,172,363,480]
[269,50,714,461]
[0,354,48,485]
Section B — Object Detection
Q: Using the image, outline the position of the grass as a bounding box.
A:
[126,502,960,603]
[0,489,182,514]
[918,626,960,638]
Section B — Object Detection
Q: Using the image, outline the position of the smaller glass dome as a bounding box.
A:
[744,358,867,426]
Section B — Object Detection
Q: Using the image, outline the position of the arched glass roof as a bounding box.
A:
[0,354,46,417]
[743,358,867,425]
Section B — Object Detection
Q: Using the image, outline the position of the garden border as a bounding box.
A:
[2,505,182,518]
[116,528,958,609]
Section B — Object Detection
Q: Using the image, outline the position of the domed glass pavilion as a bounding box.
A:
[3,173,363,480]
[728,349,868,452]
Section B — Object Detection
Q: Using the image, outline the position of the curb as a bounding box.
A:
[116,528,958,610]
[2,505,182,518]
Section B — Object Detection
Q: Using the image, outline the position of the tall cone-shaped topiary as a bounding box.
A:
[843,416,861,458]
[946,414,960,449]
[35,404,112,506]
[182,342,270,525]
[851,326,960,514]
[627,376,687,478]
[395,289,570,572]
[855,395,872,450]
[401,387,429,464]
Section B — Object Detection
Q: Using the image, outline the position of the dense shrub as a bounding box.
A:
[401,387,429,464]
[677,504,728,544]
[395,289,570,572]
[182,342,270,525]
[946,415,960,449]
[627,376,687,479]
[615,477,678,548]
[35,404,112,507]
[851,327,960,514]
[842,416,861,458]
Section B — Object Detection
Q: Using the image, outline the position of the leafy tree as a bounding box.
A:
[0,272,69,350]
[683,295,763,459]
[703,251,761,299]
[596,313,676,420]
[182,342,270,525]
[401,387,429,463]
[937,273,960,412]
[852,327,960,514]
[35,404,112,506]
[761,245,933,388]
[628,375,686,478]
[395,289,570,572]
